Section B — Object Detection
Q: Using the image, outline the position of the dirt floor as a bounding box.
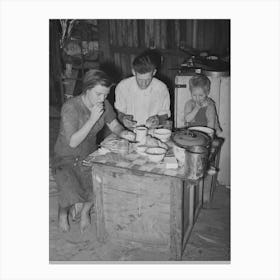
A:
[49,110,230,262]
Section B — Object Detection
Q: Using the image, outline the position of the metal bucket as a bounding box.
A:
[185,145,209,180]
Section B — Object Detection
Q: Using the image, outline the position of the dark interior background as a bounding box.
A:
[50,19,230,105]
[49,19,230,139]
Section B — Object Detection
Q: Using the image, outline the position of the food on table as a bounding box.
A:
[120,130,136,142]
[100,136,129,154]
[100,133,169,157]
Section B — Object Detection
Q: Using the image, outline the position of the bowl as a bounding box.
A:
[188,126,215,139]
[153,128,172,142]
[145,147,167,163]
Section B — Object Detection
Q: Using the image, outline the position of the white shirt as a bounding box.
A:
[115,76,171,125]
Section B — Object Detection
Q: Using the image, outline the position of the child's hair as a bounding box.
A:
[189,74,211,94]
[132,53,156,74]
[82,69,113,93]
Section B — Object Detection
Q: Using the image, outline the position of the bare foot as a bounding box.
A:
[58,207,70,232]
[70,203,83,222]
[80,212,91,233]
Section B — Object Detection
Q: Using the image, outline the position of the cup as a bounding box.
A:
[134,126,148,145]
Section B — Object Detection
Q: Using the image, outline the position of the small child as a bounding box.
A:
[184,74,222,133]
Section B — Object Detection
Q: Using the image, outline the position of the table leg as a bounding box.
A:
[182,182,198,254]
[170,179,183,260]
[92,169,107,243]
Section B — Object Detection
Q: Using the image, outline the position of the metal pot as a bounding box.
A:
[185,145,209,180]
[172,128,211,148]
[172,128,211,179]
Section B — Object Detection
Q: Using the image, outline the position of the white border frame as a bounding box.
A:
[1,1,280,279]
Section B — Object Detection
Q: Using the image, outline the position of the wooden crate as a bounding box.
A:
[92,164,202,260]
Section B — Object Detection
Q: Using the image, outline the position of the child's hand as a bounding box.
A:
[195,100,208,108]
[194,102,202,110]
[200,99,209,107]
[123,115,137,129]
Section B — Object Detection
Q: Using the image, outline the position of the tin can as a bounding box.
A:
[185,145,209,180]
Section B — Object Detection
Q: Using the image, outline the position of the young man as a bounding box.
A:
[114,52,171,129]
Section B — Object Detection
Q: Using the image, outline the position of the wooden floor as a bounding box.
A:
[49,112,230,262]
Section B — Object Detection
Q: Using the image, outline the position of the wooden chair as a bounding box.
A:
[202,137,224,207]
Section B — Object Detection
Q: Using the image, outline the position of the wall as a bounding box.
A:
[49,20,64,107]
[98,19,230,83]
[50,19,230,106]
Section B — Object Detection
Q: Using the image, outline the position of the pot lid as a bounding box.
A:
[172,129,210,148]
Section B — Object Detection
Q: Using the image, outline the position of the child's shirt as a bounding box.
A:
[184,97,222,131]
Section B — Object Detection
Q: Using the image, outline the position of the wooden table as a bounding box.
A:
[83,151,203,260]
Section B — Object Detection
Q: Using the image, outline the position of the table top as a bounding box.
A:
[82,133,223,181]
[83,149,188,180]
